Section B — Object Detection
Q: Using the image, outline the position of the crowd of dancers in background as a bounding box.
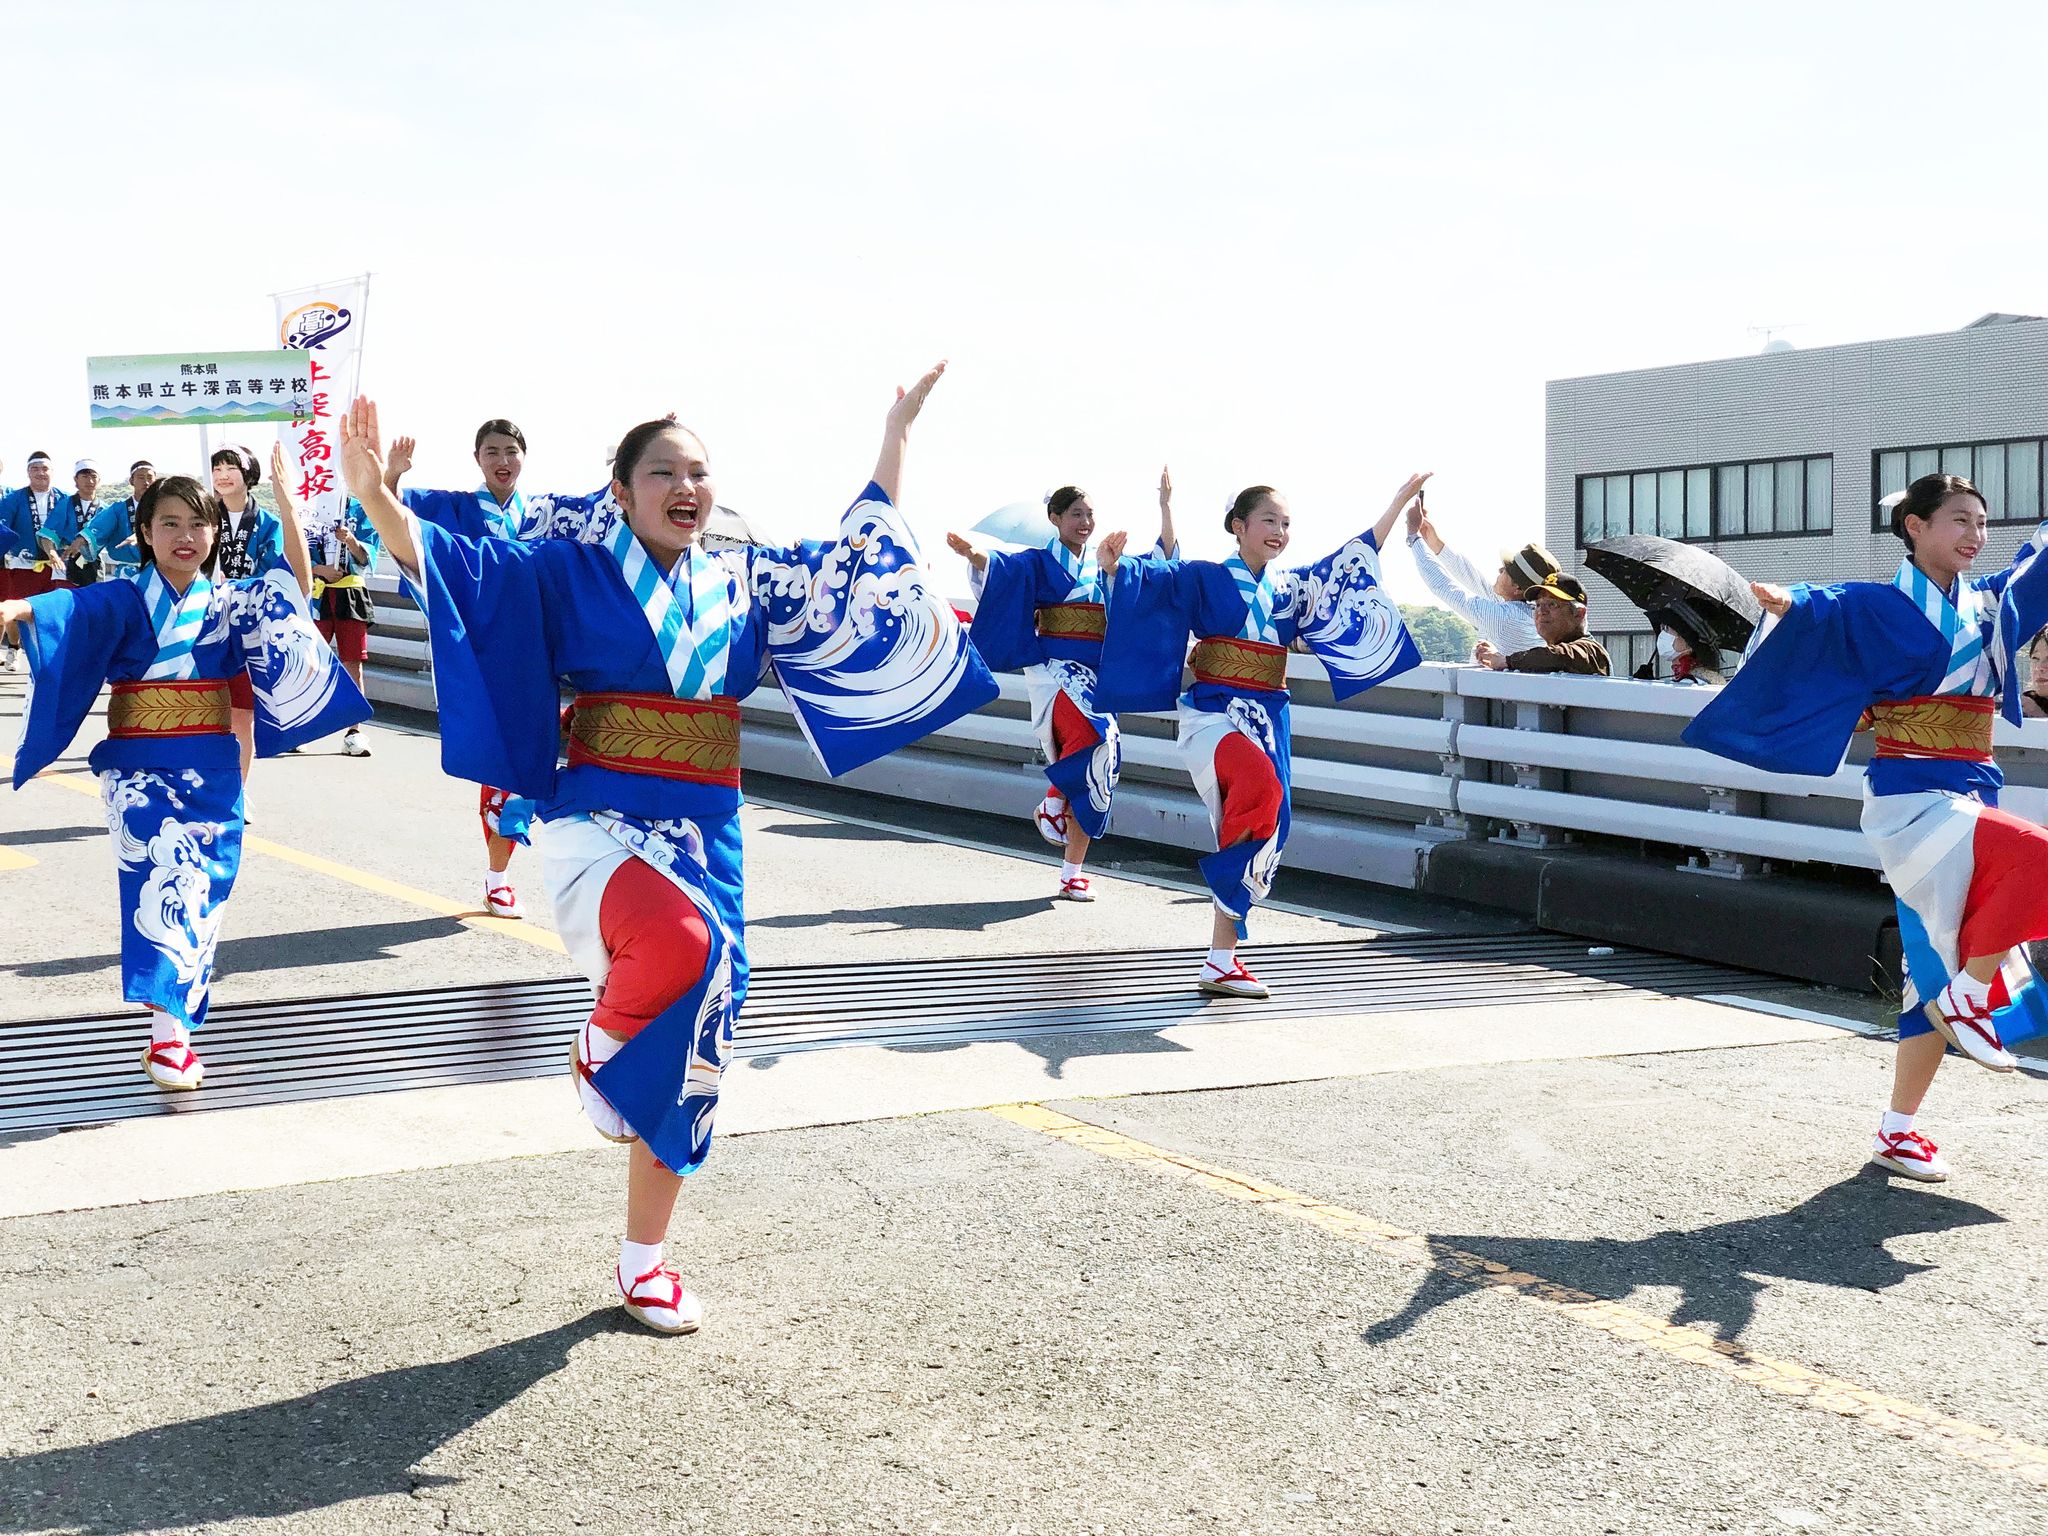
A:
[7,361,2048,1335]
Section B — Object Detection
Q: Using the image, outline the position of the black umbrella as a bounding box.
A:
[1583,535,1762,655]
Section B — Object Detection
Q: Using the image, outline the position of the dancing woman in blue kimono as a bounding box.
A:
[1687,473,2048,1182]
[1095,475,1428,998]
[945,469,1177,901]
[338,367,996,1334]
[4,475,368,1091]
[378,418,608,917]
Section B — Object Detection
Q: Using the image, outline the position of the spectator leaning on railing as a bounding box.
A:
[1403,501,1554,654]
[2024,631,2048,719]
[1474,574,1610,676]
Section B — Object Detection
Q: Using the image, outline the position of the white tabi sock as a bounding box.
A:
[582,1019,625,1067]
[618,1238,664,1285]
[1060,861,1082,883]
[1944,970,1994,1011]
[1204,947,1235,973]
[486,865,511,891]
[1880,1109,1916,1137]
[148,1009,189,1048]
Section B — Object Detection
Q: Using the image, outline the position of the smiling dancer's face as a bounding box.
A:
[1049,497,1094,552]
[1232,495,1291,568]
[144,497,217,587]
[615,427,715,568]
[1907,492,1989,584]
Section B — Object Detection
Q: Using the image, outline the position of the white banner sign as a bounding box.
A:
[272,276,369,539]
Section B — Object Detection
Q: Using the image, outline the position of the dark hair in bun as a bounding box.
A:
[1888,473,1985,548]
[1224,485,1277,535]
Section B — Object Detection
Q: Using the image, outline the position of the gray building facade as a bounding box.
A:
[1545,314,2048,675]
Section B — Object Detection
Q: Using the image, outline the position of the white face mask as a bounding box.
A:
[1656,630,1678,661]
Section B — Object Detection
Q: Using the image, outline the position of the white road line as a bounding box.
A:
[1698,993,1891,1038]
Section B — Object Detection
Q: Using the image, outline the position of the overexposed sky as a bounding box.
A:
[4,0,2044,600]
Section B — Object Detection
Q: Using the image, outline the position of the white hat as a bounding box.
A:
[73,458,99,476]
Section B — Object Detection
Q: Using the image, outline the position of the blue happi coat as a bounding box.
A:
[405,480,997,1171]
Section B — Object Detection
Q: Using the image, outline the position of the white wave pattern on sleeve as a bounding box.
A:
[222,570,340,732]
[1292,536,1409,683]
[752,494,980,734]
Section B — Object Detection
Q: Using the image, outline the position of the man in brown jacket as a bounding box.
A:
[1474,574,1610,676]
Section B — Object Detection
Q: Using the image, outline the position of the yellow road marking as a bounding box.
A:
[33,770,565,954]
[0,845,35,872]
[989,1103,2048,1488]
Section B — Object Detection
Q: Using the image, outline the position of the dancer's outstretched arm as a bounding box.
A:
[871,361,947,504]
[269,442,314,598]
[340,397,418,575]
[944,532,989,574]
[1157,466,1177,555]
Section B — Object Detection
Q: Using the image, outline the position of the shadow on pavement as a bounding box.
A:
[750,897,1053,934]
[0,825,103,848]
[0,1310,616,1535]
[5,916,475,985]
[1365,1173,2005,1346]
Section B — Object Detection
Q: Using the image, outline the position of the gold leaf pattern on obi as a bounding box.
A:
[108,684,232,736]
[571,700,740,774]
[1870,697,1995,756]
[1035,603,1107,641]
[1190,639,1288,691]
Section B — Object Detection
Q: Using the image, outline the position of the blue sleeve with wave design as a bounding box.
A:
[751,481,999,777]
[230,570,372,755]
[1289,528,1421,702]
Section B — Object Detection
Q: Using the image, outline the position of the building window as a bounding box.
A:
[1873,437,2048,528]
[1576,454,1833,547]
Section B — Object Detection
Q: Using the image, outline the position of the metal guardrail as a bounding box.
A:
[360,572,2048,892]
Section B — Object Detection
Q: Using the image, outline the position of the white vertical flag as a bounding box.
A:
[272,276,369,537]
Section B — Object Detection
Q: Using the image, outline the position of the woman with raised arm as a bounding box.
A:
[371,418,608,916]
[4,470,366,1091]
[1096,474,1427,998]
[1687,474,2048,1183]
[946,468,1177,901]
[340,367,994,1336]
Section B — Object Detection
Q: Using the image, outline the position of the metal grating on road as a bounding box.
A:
[1,935,1760,1133]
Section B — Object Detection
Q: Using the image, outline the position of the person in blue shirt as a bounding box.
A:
[1,451,62,669]
[65,460,155,579]
[41,459,107,586]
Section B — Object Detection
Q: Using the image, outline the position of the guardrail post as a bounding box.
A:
[1685,785,1767,879]
[1417,675,1484,842]
[1493,698,1573,849]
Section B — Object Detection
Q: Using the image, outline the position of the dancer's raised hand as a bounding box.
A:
[1751,580,1792,618]
[886,361,948,438]
[1097,530,1130,573]
[1373,471,1433,548]
[1158,465,1173,509]
[875,361,948,503]
[339,397,387,500]
[945,532,987,573]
